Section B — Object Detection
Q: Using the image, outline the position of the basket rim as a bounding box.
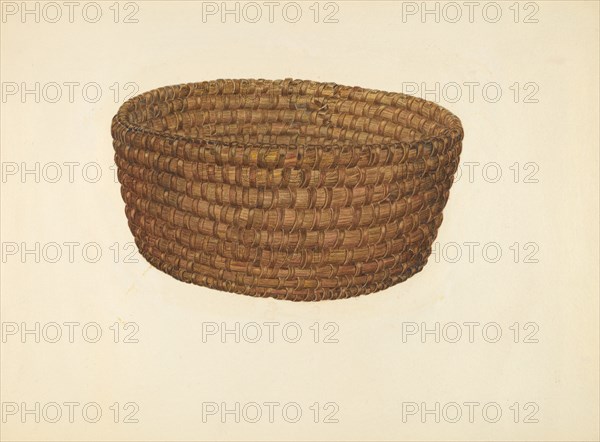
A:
[113,78,464,151]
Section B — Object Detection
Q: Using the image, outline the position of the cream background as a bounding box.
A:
[1,1,599,441]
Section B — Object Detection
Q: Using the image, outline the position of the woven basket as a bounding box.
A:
[112,79,463,301]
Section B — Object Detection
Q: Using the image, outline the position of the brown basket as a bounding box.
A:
[111,79,463,301]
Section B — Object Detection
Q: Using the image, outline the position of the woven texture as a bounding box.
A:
[112,79,463,301]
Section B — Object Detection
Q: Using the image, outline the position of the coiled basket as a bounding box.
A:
[112,79,463,301]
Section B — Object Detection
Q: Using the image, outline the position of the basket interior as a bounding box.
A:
[122,80,459,148]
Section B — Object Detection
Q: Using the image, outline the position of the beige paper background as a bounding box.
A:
[1,1,598,440]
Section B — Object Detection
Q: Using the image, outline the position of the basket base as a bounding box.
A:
[132,234,431,302]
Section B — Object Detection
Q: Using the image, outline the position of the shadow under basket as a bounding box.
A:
[111,79,464,301]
